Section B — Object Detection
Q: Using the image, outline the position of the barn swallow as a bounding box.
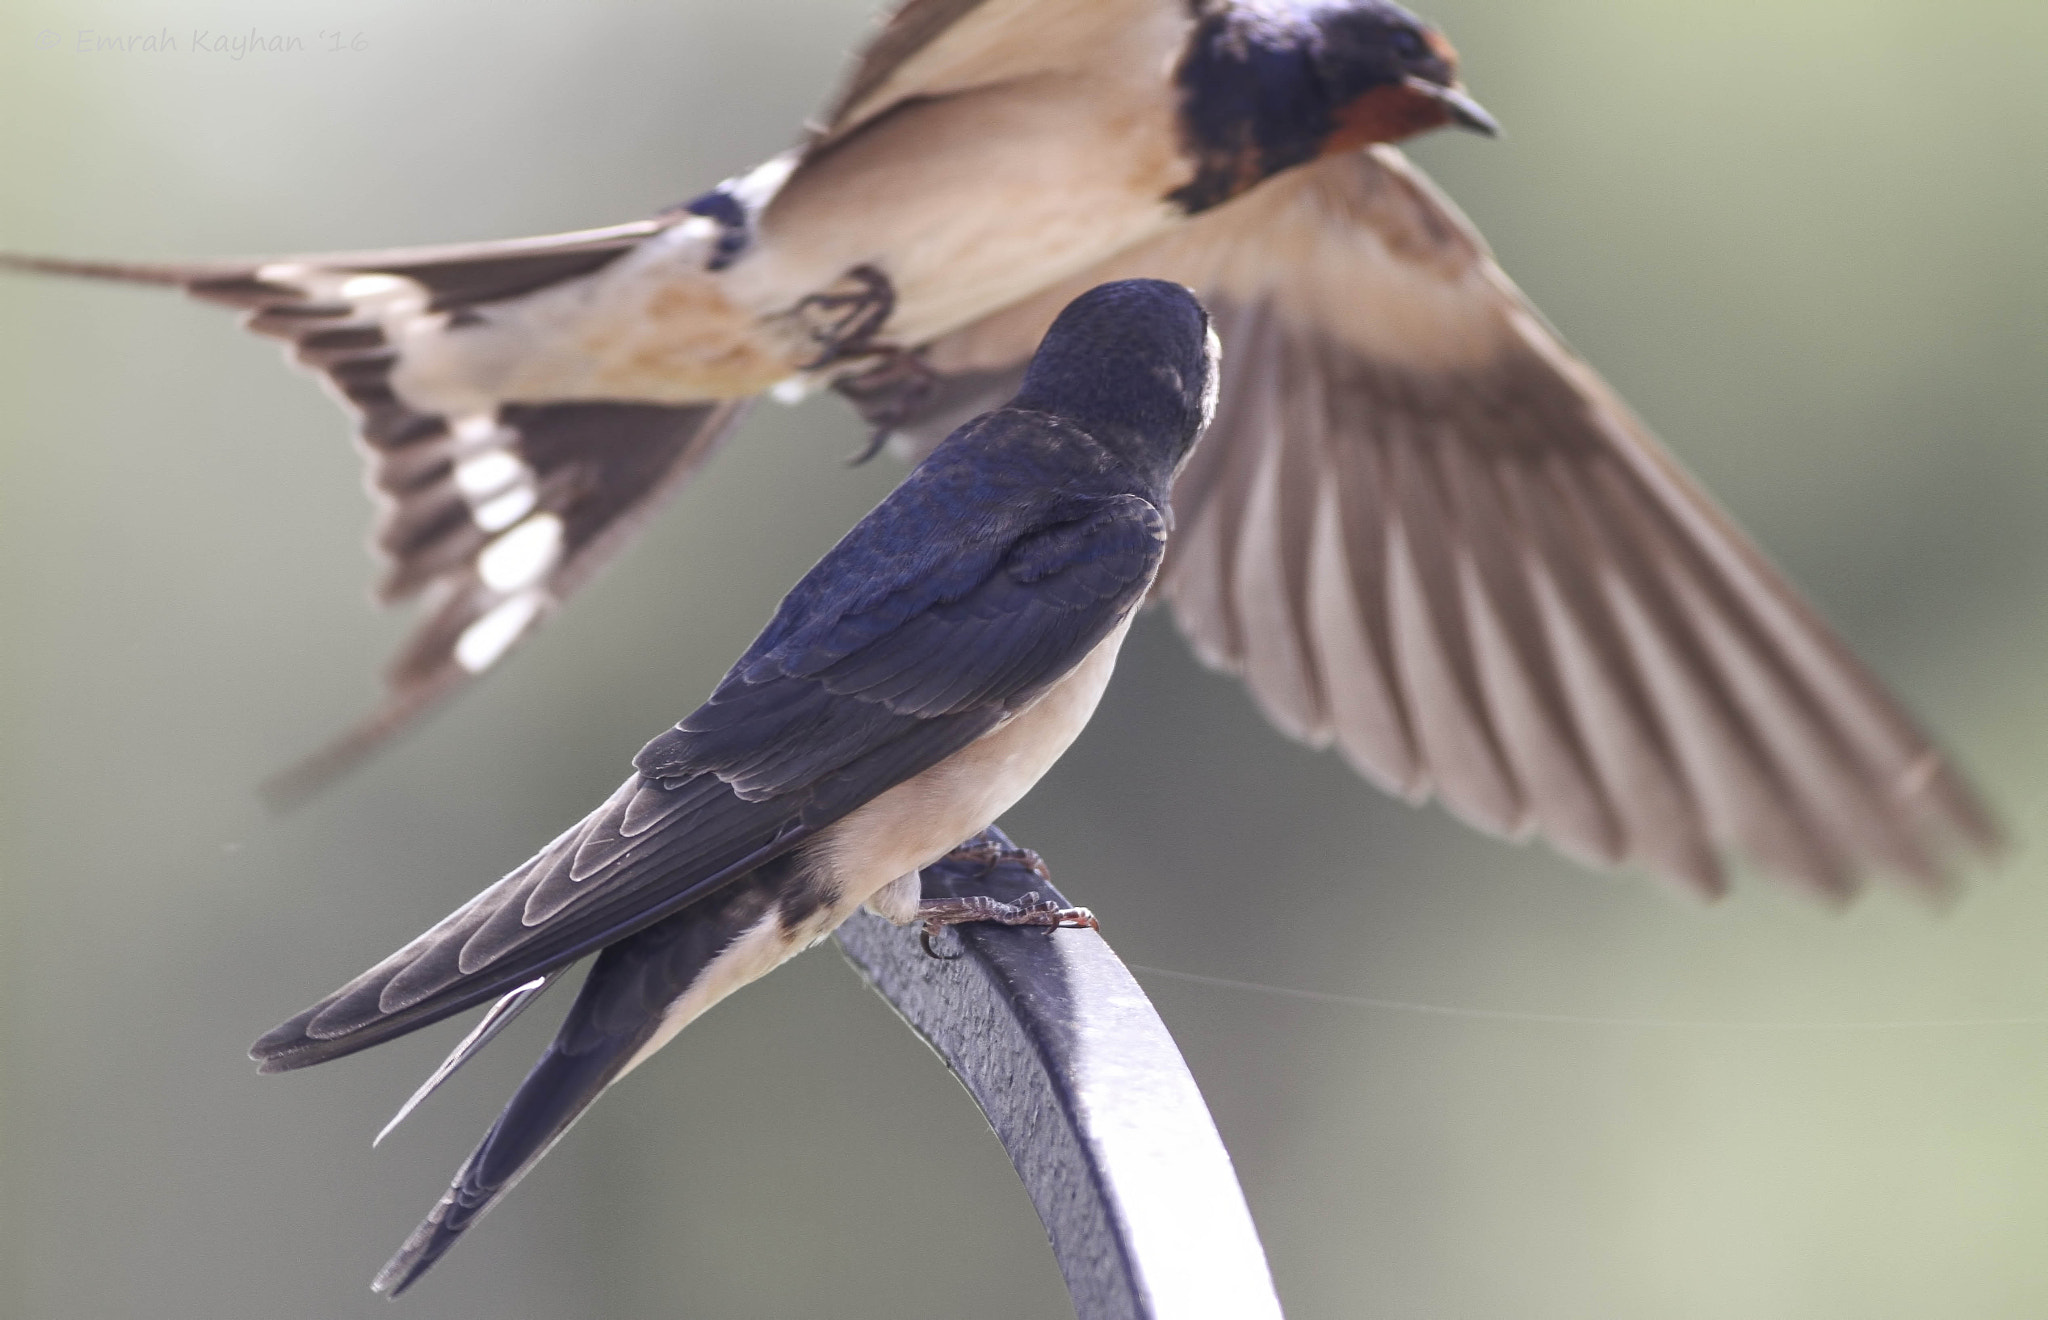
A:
[2,0,1996,894]
[248,279,1217,1293]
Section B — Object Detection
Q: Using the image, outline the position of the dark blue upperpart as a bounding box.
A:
[722,281,1214,691]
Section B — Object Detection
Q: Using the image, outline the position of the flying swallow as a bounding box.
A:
[2,0,1995,893]
[247,279,1218,1294]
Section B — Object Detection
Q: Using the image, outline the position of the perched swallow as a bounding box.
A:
[247,279,1217,1293]
[3,0,1995,893]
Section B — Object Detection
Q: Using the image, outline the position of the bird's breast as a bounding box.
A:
[808,609,1140,909]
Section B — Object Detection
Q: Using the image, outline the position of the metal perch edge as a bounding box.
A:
[834,827,1286,1320]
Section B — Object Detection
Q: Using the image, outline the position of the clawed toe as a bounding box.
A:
[943,840,1054,884]
[913,892,1101,958]
[1049,905,1098,932]
[793,264,896,370]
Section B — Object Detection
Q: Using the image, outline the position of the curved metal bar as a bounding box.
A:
[833,827,1285,1320]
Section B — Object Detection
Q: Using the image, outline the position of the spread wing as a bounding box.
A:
[252,447,1165,1072]
[816,0,1181,144]
[865,148,2000,896]
[2,236,749,803]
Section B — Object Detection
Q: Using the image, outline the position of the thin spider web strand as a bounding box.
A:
[1126,964,2048,1031]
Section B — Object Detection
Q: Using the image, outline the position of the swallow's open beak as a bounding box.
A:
[1403,78,1500,137]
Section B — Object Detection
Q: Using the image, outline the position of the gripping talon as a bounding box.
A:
[919,926,961,961]
[792,264,896,370]
[911,838,1094,956]
[912,894,1101,955]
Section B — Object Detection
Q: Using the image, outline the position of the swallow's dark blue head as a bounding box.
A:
[1170,0,1497,213]
[1310,2,1496,145]
[1009,280,1218,487]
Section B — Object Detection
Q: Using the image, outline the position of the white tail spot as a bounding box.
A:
[454,450,524,499]
[455,592,544,673]
[473,485,538,533]
[477,513,564,593]
[339,273,409,301]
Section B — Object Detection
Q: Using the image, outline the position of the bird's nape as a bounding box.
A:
[1010,279,1218,481]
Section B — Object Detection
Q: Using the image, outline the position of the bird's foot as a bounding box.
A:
[836,349,939,465]
[944,838,1054,884]
[917,892,1099,960]
[792,264,897,371]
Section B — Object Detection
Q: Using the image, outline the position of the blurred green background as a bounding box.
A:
[3,1,2046,1316]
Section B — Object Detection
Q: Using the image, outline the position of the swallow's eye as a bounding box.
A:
[1391,28,1428,61]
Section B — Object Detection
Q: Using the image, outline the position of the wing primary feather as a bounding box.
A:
[1490,453,1723,891]
[1321,350,1428,796]
[1586,459,1934,887]
[1381,417,1525,834]
[1229,325,1332,742]
[1555,462,1853,892]
[1438,436,1624,863]
[254,809,800,1073]
[1304,450,1420,797]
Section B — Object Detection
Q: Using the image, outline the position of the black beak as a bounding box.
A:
[1403,78,1501,137]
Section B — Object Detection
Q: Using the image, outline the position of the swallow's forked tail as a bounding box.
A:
[373,858,800,1296]
[2,234,754,803]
